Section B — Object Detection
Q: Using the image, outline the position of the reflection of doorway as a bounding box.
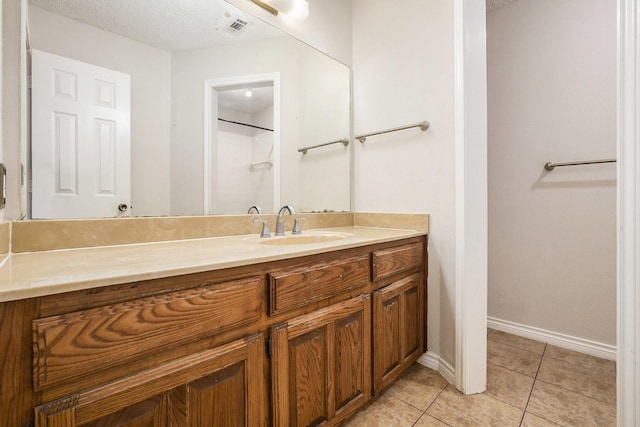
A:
[203,73,280,214]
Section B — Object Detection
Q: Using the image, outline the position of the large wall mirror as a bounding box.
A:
[26,0,351,219]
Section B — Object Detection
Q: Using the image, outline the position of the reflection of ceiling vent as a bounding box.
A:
[229,18,248,32]
[217,12,250,35]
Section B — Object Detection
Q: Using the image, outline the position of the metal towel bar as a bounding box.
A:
[298,139,349,154]
[544,159,616,171]
[356,120,430,143]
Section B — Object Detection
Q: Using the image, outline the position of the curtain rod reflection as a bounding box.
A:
[218,118,273,132]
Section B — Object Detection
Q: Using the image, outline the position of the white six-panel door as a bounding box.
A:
[31,49,131,219]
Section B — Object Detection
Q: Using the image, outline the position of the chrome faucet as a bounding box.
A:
[247,205,262,214]
[252,219,271,238]
[275,205,295,236]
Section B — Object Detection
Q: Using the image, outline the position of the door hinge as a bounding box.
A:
[265,335,271,358]
[0,164,6,209]
[27,75,32,89]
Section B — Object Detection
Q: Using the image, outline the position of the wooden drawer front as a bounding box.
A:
[372,243,422,282]
[35,333,264,427]
[33,276,263,392]
[268,255,369,315]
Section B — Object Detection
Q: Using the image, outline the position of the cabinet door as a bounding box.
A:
[372,273,424,393]
[270,294,371,427]
[34,334,264,427]
[79,395,168,427]
[170,357,260,427]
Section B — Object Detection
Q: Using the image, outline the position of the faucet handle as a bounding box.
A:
[292,217,305,235]
[252,219,271,238]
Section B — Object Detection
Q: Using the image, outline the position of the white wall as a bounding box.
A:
[216,131,256,213]
[27,6,172,217]
[225,0,352,66]
[352,0,457,365]
[487,0,617,345]
[296,44,350,212]
[214,107,274,214]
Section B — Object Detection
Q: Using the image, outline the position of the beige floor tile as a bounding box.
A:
[527,381,616,427]
[489,330,546,355]
[537,356,616,405]
[488,339,543,377]
[341,392,423,427]
[544,345,616,376]
[425,384,523,427]
[521,413,563,427]
[414,414,452,427]
[384,363,448,410]
[485,363,535,409]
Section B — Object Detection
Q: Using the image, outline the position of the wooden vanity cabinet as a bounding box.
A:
[270,294,372,427]
[0,236,427,427]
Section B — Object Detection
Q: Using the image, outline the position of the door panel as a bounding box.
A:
[373,274,424,393]
[187,362,247,427]
[31,49,131,219]
[379,294,401,377]
[288,329,327,427]
[403,286,420,358]
[334,312,364,411]
[271,295,371,427]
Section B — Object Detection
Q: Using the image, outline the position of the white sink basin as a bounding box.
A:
[259,232,351,245]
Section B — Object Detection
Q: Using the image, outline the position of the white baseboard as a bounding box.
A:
[417,351,455,384]
[487,317,617,361]
[414,317,615,388]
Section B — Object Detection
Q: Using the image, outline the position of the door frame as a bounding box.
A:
[454,0,488,395]
[616,0,639,424]
[202,73,280,215]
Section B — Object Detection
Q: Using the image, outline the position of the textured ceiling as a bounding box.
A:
[29,0,284,51]
[486,0,520,12]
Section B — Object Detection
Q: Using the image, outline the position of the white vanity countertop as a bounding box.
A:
[0,226,426,302]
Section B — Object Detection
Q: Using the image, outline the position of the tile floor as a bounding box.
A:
[342,329,616,427]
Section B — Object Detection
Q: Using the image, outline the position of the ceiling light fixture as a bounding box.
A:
[251,0,309,21]
[245,90,253,97]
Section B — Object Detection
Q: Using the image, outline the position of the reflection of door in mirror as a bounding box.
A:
[204,74,280,215]
[31,49,131,219]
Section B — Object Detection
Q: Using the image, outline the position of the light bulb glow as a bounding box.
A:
[262,0,309,20]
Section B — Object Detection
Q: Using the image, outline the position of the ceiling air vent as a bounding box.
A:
[217,13,250,35]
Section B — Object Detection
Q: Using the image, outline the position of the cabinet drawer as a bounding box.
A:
[371,243,422,281]
[32,276,263,391]
[34,333,264,426]
[268,255,369,315]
